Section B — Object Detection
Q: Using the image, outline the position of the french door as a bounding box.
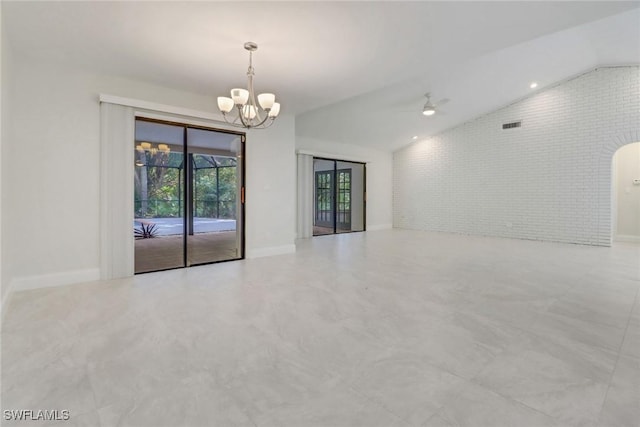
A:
[313,157,365,236]
[133,118,245,273]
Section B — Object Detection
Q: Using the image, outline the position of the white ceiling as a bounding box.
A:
[4,1,639,151]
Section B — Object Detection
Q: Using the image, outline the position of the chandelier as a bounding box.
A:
[217,42,281,129]
[136,142,170,155]
[135,142,171,166]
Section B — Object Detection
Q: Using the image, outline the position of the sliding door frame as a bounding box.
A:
[312,156,366,236]
[135,116,246,273]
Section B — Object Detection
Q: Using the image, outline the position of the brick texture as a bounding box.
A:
[393,66,640,246]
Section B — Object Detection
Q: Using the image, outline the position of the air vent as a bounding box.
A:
[502,121,522,130]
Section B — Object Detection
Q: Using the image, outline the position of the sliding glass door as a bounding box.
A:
[186,127,243,266]
[313,157,365,236]
[134,118,244,274]
[134,121,185,272]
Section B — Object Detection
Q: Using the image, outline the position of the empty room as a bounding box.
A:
[1,1,639,426]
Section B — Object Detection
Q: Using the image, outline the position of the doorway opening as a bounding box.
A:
[313,157,365,236]
[612,141,640,243]
[134,118,245,273]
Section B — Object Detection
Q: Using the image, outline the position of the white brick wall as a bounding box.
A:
[393,66,640,246]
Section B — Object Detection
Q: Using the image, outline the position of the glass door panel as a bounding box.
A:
[186,128,243,265]
[134,120,185,273]
[313,158,336,236]
[336,161,365,233]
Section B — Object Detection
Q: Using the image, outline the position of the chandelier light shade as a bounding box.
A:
[136,142,171,155]
[217,42,281,129]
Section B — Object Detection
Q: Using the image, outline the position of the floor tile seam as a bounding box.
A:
[421,407,446,427]
[524,310,632,349]
[466,377,568,424]
[596,284,640,422]
[469,337,615,420]
[484,323,621,380]
[360,385,418,424]
[344,353,472,426]
[346,385,441,427]
[83,363,102,425]
[525,311,630,353]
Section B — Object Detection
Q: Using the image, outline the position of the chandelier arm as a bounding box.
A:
[260,118,276,129]
[221,112,240,127]
[252,113,271,128]
[236,105,250,128]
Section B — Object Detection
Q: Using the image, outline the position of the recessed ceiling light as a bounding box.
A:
[530,82,538,89]
[412,136,418,140]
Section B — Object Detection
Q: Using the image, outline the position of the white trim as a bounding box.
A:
[367,223,393,231]
[100,103,135,280]
[296,153,314,239]
[10,268,101,292]
[296,149,370,164]
[246,244,296,259]
[99,94,225,122]
[614,234,640,243]
[135,110,231,131]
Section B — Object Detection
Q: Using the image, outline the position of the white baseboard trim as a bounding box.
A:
[367,223,393,231]
[246,244,296,259]
[614,234,640,243]
[10,268,101,293]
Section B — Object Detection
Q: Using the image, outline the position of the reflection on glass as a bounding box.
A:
[336,161,365,233]
[186,128,242,265]
[134,121,185,273]
[313,159,336,236]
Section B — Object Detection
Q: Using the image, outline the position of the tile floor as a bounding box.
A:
[1,229,639,427]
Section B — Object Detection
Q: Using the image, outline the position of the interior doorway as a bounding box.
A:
[313,157,365,236]
[133,118,245,273]
[612,141,640,243]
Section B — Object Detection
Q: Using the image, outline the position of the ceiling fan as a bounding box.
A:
[421,93,449,116]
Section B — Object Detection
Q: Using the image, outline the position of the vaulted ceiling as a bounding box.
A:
[4,1,639,151]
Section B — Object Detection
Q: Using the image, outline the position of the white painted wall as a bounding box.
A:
[394,66,640,246]
[613,142,640,241]
[296,136,393,231]
[5,55,295,290]
[244,115,296,258]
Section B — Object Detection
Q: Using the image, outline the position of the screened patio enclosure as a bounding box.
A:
[134,119,244,273]
[134,151,238,234]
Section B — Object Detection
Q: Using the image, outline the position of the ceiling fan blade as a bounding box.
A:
[435,98,450,107]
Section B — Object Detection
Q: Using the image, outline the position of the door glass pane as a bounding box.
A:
[134,120,185,273]
[313,159,335,236]
[336,161,365,233]
[186,128,243,265]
